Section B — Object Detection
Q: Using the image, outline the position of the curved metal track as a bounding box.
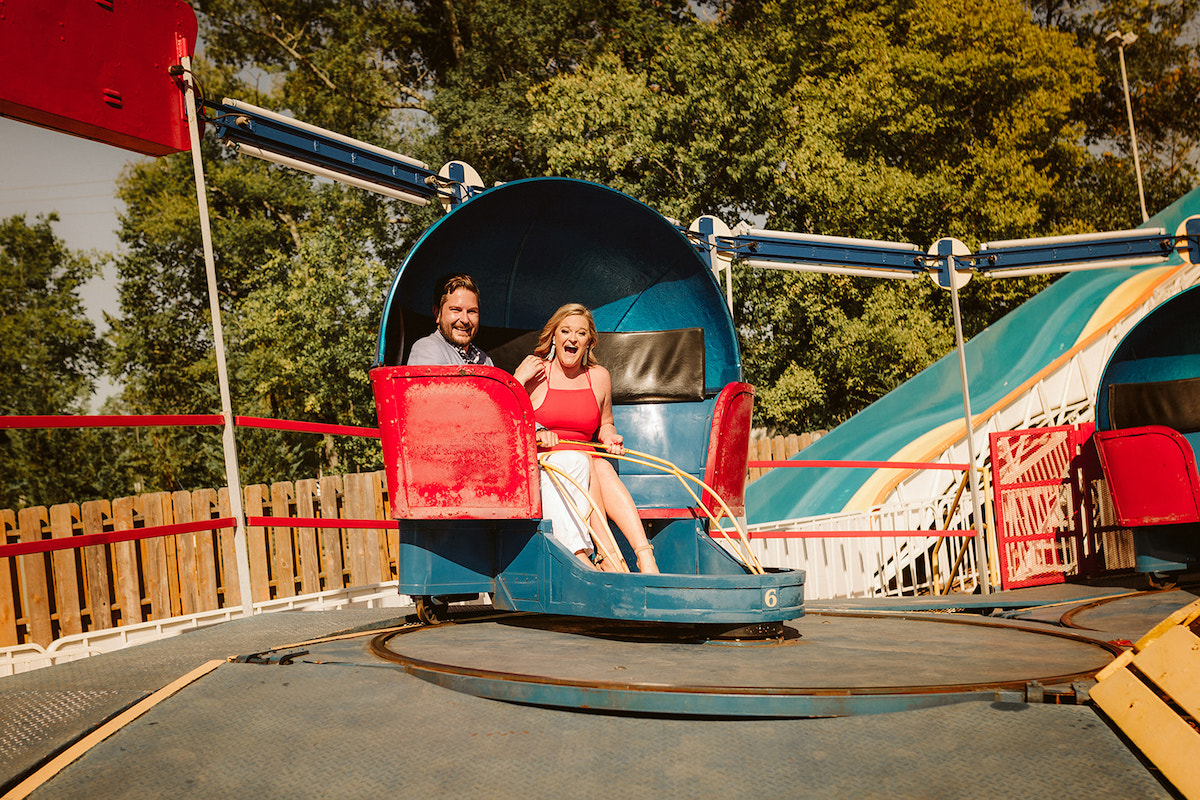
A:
[369,610,1121,718]
[1060,585,1200,634]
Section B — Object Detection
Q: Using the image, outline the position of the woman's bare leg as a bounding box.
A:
[593,458,659,573]
[585,466,625,571]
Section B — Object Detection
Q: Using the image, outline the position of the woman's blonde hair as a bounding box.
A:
[534,303,600,368]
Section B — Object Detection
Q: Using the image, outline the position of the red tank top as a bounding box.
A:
[535,362,601,452]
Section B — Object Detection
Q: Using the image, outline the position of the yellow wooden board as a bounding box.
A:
[294,478,322,594]
[1133,624,1200,724]
[80,500,113,630]
[270,482,298,598]
[49,503,82,637]
[1092,666,1200,798]
[1136,597,1200,650]
[18,507,53,645]
[2,474,402,648]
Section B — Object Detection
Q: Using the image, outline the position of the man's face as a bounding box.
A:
[436,287,480,348]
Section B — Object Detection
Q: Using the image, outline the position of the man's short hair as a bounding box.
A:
[433,273,481,312]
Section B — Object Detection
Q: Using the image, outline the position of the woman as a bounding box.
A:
[514,304,660,574]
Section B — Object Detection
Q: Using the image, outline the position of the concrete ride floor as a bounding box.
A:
[2,585,1194,799]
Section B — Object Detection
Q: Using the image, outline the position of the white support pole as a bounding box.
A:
[724,254,734,314]
[1115,41,1150,224]
[946,255,992,594]
[181,56,255,618]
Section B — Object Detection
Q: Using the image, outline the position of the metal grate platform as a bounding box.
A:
[0,594,1183,798]
[22,659,1170,799]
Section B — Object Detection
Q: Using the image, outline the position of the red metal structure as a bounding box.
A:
[0,0,197,155]
[372,365,541,521]
[700,383,756,520]
[1091,426,1200,527]
[990,425,1092,589]
[1089,284,1200,579]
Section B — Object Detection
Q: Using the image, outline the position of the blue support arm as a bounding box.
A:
[201,98,445,205]
[709,224,1198,281]
[716,229,928,280]
[976,228,1174,277]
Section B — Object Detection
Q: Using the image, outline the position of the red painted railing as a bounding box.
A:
[0,414,385,560]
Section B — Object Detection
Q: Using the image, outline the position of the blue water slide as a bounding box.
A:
[748,185,1200,523]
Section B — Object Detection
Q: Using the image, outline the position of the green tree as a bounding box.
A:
[717,0,1099,241]
[106,0,438,493]
[197,0,428,140]
[530,0,1096,430]
[108,0,1189,456]
[528,24,786,221]
[106,137,405,491]
[105,0,703,493]
[236,208,395,478]
[421,0,692,183]
[0,215,111,508]
[1030,0,1200,227]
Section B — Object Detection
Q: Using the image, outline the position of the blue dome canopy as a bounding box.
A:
[376,177,740,393]
[1096,284,1200,433]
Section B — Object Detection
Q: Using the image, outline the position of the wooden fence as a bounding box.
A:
[2,431,825,649]
[747,431,826,483]
[1,471,395,648]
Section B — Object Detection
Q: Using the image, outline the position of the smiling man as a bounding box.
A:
[406,273,494,366]
[403,275,596,565]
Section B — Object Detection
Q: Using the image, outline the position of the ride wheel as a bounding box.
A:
[415,596,449,625]
[1148,572,1180,591]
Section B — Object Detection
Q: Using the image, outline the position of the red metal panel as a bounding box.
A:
[701,382,755,518]
[1093,426,1200,526]
[0,0,197,155]
[370,366,540,520]
[990,426,1080,589]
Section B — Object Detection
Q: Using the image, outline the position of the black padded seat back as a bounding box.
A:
[1108,377,1200,433]
[488,328,705,404]
[600,328,705,404]
[486,330,540,374]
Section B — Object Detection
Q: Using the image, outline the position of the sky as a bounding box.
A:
[0,116,149,406]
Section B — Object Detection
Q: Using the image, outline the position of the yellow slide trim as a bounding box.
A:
[841,264,1181,514]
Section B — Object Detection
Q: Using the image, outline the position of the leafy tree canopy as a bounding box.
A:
[0,215,114,508]
[529,0,1104,429]
[106,135,405,490]
[85,0,1200,498]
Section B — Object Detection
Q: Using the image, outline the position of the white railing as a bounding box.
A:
[888,262,1200,515]
[751,496,980,600]
[749,261,1200,600]
[0,581,410,678]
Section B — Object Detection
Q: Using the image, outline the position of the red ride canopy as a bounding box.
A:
[0,0,198,155]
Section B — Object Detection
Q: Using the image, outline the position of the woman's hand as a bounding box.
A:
[535,428,559,448]
[600,429,625,456]
[513,355,546,386]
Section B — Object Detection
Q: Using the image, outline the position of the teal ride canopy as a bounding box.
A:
[376,177,740,393]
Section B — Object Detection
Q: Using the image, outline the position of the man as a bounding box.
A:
[406,273,493,366]
[406,273,596,566]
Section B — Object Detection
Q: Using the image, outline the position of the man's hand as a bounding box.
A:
[514,355,546,386]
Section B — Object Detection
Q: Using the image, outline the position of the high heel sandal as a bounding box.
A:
[634,544,659,574]
[591,549,623,573]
